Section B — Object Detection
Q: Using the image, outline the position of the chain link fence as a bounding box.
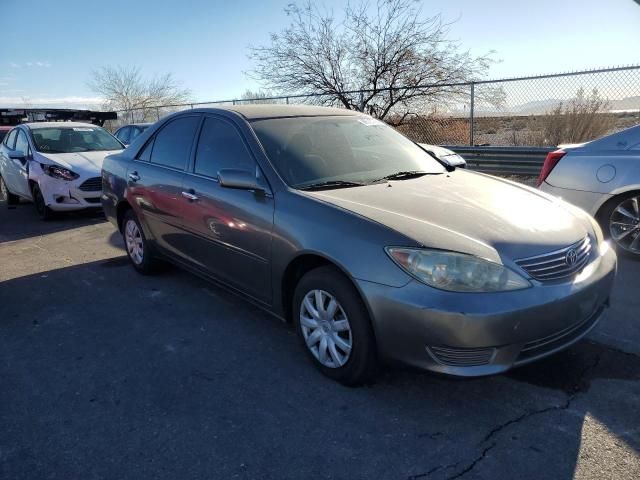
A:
[106,65,640,147]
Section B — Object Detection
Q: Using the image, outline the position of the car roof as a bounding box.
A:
[23,121,102,130]
[194,104,361,120]
[121,123,152,128]
[563,123,640,151]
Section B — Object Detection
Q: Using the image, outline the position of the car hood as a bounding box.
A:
[305,170,590,263]
[38,150,123,176]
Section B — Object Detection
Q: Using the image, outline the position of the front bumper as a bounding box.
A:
[358,246,617,376]
[39,176,102,211]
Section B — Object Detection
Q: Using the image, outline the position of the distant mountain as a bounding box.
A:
[608,96,640,112]
[510,96,640,114]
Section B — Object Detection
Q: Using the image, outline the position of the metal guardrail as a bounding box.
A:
[446,145,553,176]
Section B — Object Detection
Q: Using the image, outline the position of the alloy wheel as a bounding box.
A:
[299,289,352,368]
[609,195,640,254]
[125,219,144,265]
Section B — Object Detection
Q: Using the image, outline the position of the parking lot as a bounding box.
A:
[1,199,639,479]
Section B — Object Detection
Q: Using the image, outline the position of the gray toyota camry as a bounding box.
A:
[101,105,617,385]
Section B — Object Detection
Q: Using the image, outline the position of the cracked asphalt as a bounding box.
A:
[1,200,639,480]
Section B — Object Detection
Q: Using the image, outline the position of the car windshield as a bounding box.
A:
[250,115,445,188]
[31,126,123,153]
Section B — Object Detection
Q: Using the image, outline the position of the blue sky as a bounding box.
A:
[1,0,639,108]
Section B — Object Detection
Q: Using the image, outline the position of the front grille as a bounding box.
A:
[517,305,604,363]
[426,345,496,367]
[84,197,101,204]
[79,177,102,192]
[515,236,591,282]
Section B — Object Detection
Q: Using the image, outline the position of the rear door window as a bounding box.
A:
[137,138,154,162]
[149,116,200,170]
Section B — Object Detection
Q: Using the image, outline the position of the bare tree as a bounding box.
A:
[248,0,496,124]
[239,89,275,104]
[87,66,190,122]
[21,96,33,109]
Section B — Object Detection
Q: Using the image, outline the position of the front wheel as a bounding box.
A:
[31,183,54,220]
[293,266,377,386]
[600,192,640,259]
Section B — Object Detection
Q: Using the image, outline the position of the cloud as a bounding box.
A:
[0,96,104,109]
[9,61,51,68]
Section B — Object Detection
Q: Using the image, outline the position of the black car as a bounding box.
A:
[113,123,152,146]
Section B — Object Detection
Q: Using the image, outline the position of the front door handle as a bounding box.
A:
[181,191,199,201]
[128,171,140,182]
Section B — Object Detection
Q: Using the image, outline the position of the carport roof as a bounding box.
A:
[23,122,102,130]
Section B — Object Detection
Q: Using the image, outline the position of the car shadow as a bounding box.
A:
[0,197,107,243]
[1,258,638,479]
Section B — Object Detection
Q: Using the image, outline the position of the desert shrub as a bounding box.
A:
[540,88,614,146]
[394,115,470,145]
[476,117,500,135]
[511,119,527,131]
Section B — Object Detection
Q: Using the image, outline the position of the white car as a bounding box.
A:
[0,122,124,219]
[538,124,640,258]
[419,143,467,168]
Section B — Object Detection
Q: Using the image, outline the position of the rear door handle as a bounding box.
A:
[128,171,140,182]
[181,191,199,201]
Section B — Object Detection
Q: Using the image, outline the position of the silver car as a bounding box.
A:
[538,125,640,257]
[101,105,617,386]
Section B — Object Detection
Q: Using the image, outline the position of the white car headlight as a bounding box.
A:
[41,163,79,181]
[386,248,531,292]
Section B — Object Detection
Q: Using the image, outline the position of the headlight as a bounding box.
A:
[41,163,79,181]
[386,247,531,292]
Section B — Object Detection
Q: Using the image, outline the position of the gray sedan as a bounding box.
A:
[538,125,640,257]
[101,105,616,385]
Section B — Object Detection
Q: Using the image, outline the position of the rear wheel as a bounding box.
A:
[600,192,640,259]
[122,209,160,274]
[31,183,54,220]
[293,266,377,386]
[0,176,20,206]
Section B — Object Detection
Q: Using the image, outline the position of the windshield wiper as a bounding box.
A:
[297,180,366,191]
[372,170,433,182]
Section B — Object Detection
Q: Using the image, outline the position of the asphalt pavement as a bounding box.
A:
[1,199,639,480]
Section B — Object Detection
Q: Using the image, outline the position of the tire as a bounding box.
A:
[122,208,159,274]
[0,175,20,206]
[293,266,377,386]
[31,183,55,220]
[598,191,640,260]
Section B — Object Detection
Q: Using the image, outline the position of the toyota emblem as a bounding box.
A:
[565,248,578,266]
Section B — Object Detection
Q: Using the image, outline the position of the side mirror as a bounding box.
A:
[441,154,467,169]
[9,150,27,164]
[218,168,264,192]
